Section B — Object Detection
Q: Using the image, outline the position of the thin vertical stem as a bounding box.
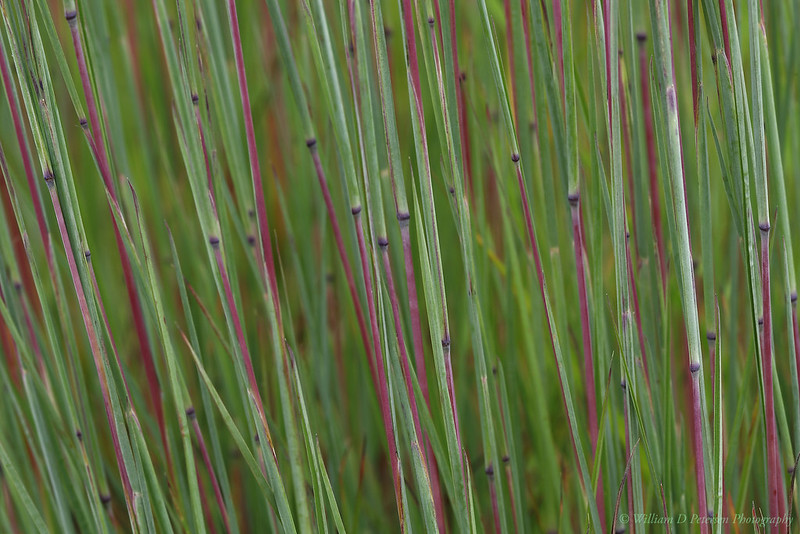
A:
[353,213,403,517]
[210,237,269,436]
[636,33,667,296]
[44,170,134,514]
[0,38,51,271]
[189,407,232,534]
[308,143,376,385]
[761,228,779,528]
[570,198,605,525]
[64,6,165,466]
[625,231,651,388]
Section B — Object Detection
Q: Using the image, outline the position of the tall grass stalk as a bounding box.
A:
[63,3,166,467]
[649,0,709,527]
[2,0,799,531]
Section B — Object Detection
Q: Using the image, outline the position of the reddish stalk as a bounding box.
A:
[570,197,606,527]
[0,41,51,273]
[44,169,134,513]
[308,142,376,384]
[65,9,166,465]
[379,235,446,526]
[224,0,280,312]
[399,221,445,529]
[353,214,403,514]
[400,0,464,470]
[760,227,779,530]
[689,363,709,532]
[196,470,220,534]
[189,407,232,534]
[622,379,635,534]
[636,33,667,296]
[210,237,271,438]
[793,296,800,430]
[717,0,731,62]
[192,93,218,219]
[625,232,651,388]
[449,0,472,197]
[1,181,34,310]
[513,159,584,498]
[380,243,425,455]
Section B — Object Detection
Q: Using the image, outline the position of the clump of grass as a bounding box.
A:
[0,0,798,532]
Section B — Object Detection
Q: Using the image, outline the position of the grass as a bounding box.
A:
[0,0,799,532]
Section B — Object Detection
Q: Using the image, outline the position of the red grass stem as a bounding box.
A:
[636,33,667,296]
[65,10,166,467]
[760,227,780,531]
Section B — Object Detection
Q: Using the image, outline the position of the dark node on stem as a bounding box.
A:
[254,433,260,443]
[625,231,631,240]
[448,186,455,195]
[397,211,410,222]
[789,465,796,475]
[384,26,392,39]
[65,9,77,21]
[708,509,714,518]
[427,16,435,26]
[75,429,83,441]
[377,237,389,249]
[618,49,624,57]
[186,406,196,420]
[636,32,647,43]
[502,455,510,464]
[305,137,317,148]
[348,43,354,56]
[460,71,467,82]
[706,331,716,341]
[791,291,798,304]
[759,221,770,233]
[711,53,718,66]
[247,235,256,247]
[758,317,764,327]
[191,93,199,104]
[44,168,55,186]
[492,365,497,376]
[326,272,334,283]
[100,494,111,506]
[485,463,494,477]
[441,336,451,348]
[614,527,627,534]
[511,152,520,163]
[567,192,579,206]
[79,117,88,129]
[209,235,220,248]
[351,205,362,215]
[620,379,627,391]
[84,250,91,260]
[13,281,21,291]
[247,209,255,219]
[689,362,701,374]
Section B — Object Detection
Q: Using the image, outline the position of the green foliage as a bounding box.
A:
[0,0,798,532]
